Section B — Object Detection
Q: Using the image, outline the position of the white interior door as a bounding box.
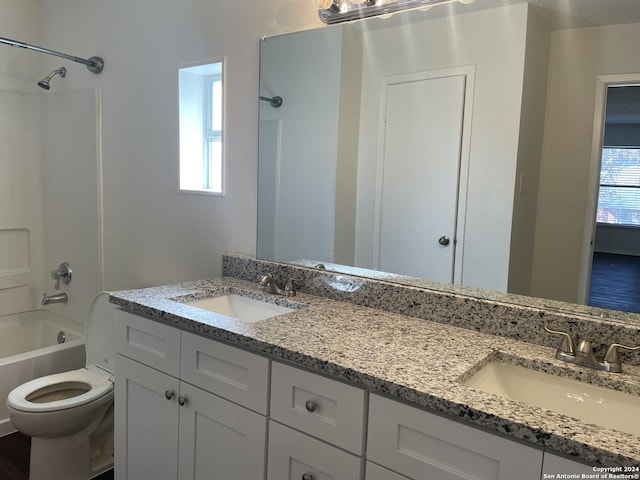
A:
[376,72,467,282]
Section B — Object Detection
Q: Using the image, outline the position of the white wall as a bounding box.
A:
[507,6,550,295]
[531,22,640,303]
[40,89,101,322]
[258,27,343,264]
[33,0,322,299]
[0,0,44,315]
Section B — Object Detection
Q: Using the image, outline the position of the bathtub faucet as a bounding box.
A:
[42,292,69,305]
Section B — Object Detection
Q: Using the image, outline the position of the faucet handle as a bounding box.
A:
[603,343,640,365]
[50,262,72,290]
[285,278,297,296]
[544,326,575,356]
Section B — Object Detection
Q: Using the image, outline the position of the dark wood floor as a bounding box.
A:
[0,432,113,480]
[588,252,640,313]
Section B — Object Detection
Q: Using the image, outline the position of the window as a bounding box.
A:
[596,147,640,226]
[179,60,225,194]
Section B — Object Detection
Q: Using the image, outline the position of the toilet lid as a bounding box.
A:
[85,292,115,374]
[7,368,113,413]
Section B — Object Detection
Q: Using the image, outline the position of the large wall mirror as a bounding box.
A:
[257,0,640,323]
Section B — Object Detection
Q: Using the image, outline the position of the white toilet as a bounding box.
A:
[7,292,115,480]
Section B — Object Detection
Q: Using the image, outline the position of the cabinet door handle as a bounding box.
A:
[304,400,317,413]
[178,396,188,407]
[164,390,174,401]
[302,474,314,480]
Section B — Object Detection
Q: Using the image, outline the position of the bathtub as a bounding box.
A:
[0,309,85,436]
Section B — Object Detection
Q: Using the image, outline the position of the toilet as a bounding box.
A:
[7,292,115,480]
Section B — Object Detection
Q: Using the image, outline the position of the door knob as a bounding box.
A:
[438,236,450,246]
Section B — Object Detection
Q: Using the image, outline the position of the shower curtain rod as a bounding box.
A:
[0,36,103,73]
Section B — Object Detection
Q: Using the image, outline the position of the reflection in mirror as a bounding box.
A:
[257,0,640,322]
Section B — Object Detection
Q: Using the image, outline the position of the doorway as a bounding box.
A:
[583,81,640,313]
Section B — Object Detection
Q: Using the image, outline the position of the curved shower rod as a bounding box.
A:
[0,36,103,74]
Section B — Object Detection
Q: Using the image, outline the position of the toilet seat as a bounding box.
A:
[8,367,113,413]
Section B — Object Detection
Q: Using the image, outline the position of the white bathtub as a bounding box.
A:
[0,309,85,436]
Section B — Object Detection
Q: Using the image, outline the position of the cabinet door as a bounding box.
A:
[178,382,268,480]
[115,354,180,480]
[267,421,363,480]
[541,452,595,477]
[367,394,542,480]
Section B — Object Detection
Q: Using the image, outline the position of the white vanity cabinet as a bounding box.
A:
[112,305,602,480]
[366,394,543,480]
[268,361,367,479]
[114,310,269,480]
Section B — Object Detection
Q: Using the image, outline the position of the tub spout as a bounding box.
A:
[42,292,69,305]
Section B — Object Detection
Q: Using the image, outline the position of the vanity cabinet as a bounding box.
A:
[114,310,269,480]
[367,394,543,480]
[113,306,599,480]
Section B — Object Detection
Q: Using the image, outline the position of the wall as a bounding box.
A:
[507,6,550,295]
[258,27,343,264]
[34,0,322,300]
[0,0,44,315]
[40,89,102,322]
[531,22,640,303]
[353,4,530,292]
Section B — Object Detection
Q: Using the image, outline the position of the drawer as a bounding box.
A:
[115,310,181,376]
[367,394,543,480]
[270,362,366,454]
[268,420,363,480]
[180,331,270,414]
[366,462,410,480]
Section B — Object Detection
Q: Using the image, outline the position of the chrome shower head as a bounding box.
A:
[37,66,66,90]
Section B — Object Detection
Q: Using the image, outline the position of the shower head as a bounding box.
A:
[37,66,66,90]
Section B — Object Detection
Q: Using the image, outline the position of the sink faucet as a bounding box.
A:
[544,326,640,373]
[42,292,69,305]
[259,274,296,297]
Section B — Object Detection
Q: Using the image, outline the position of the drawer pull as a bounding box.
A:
[164,390,174,401]
[302,474,314,480]
[304,400,317,413]
[178,396,188,407]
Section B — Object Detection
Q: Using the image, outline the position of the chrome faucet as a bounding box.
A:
[259,274,296,297]
[544,326,640,373]
[42,292,69,305]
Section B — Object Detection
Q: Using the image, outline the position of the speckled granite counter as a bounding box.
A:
[110,276,640,468]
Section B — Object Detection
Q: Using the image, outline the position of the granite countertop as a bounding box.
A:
[110,276,640,467]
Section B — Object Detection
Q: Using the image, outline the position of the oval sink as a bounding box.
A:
[186,294,295,323]
[463,360,640,436]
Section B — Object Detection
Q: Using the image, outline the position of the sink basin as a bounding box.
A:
[186,294,295,323]
[463,360,640,436]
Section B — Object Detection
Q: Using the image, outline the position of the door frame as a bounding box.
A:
[372,65,475,284]
[578,73,640,303]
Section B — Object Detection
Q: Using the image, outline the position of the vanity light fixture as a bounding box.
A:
[319,0,475,24]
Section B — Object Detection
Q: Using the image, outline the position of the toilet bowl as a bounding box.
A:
[7,292,115,480]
